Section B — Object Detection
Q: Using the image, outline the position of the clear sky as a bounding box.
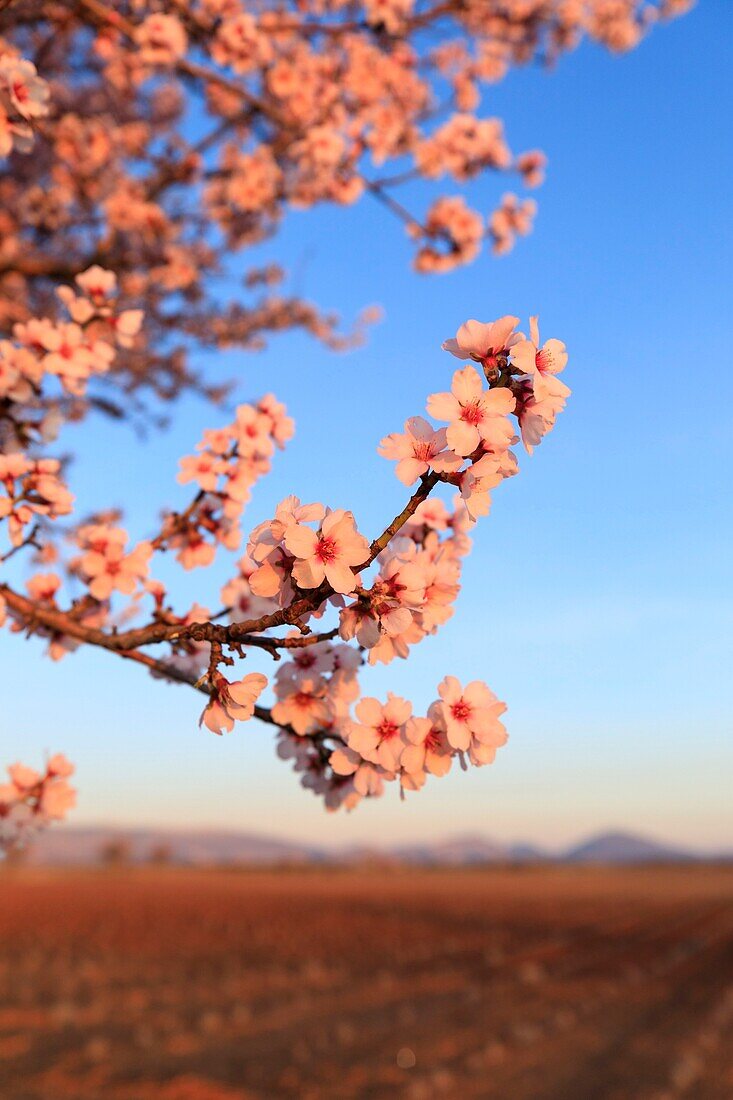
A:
[3,1,732,853]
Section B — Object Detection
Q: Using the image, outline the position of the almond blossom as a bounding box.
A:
[0,0,677,823]
[284,509,370,595]
[0,755,76,853]
[329,744,392,798]
[271,676,333,735]
[378,417,448,485]
[401,707,453,781]
[442,315,521,366]
[200,672,268,735]
[427,365,516,456]
[436,676,508,764]
[346,694,412,771]
[510,316,571,402]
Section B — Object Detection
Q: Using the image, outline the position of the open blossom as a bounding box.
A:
[272,677,333,735]
[247,496,325,602]
[329,744,390,797]
[3,306,568,815]
[137,14,188,66]
[517,385,569,454]
[178,452,227,492]
[1,755,76,852]
[401,706,453,782]
[211,13,273,73]
[76,526,152,601]
[436,676,508,764]
[0,456,74,546]
[510,316,570,402]
[458,449,517,519]
[427,365,516,456]
[221,569,277,623]
[442,315,521,365]
[0,57,49,120]
[200,672,268,735]
[257,394,294,448]
[489,193,537,255]
[284,509,369,595]
[346,693,412,771]
[329,745,388,797]
[378,417,448,485]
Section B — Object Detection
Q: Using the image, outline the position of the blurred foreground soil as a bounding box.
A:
[1,865,732,1099]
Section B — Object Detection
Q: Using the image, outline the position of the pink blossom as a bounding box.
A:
[284,509,369,595]
[436,675,508,762]
[329,745,391,797]
[510,316,570,402]
[442,315,521,365]
[40,779,76,819]
[401,706,453,779]
[346,693,412,771]
[378,416,448,485]
[458,449,517,519]
[0,57,49,120]
[47,753,74,778]
[271,677,332,735]
[427,365,516,456]
[8,763,40,789]
[79,534,152,601]
[177,452,227,492]
[200,672,268,734]
[137,14,188,66]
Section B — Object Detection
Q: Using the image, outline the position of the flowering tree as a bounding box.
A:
[0,0,691,848]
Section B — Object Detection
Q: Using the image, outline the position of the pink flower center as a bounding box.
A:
[12,81,29,104]
[316,535,338,563]
[460,401,484,426]
[412,440,434,461]
[294,691,314,709]
[376,720,399,741]
[425,728,442,751]
[535,348,552,374]
[296,652,316,669]
[450,700,472,723]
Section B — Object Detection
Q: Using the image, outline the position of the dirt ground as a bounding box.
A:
[1,865,732,1099]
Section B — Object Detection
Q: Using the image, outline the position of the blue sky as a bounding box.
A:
[3,1,732,851]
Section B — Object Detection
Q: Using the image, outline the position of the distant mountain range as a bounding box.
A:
[13,826,729,867]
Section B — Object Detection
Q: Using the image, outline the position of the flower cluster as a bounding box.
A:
[2,307,569,817]
[168,395,294,568]
[0,455,74,546]
[0,0,686,827]
[71,524,153,601]
[247,499,370,603]
[0,52,49,157]
[200,671,269,735]
[4,265,142,402]
[276,675,507,812]
[0,755,76,853]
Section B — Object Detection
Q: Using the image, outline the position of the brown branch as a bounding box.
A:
[0,523,40,564]
[74,0,294,132]
[114,647,330,743]
[0,467,442,654]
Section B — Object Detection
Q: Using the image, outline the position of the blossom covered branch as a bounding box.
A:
[0,0,692,848]
[2,305,570,834]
